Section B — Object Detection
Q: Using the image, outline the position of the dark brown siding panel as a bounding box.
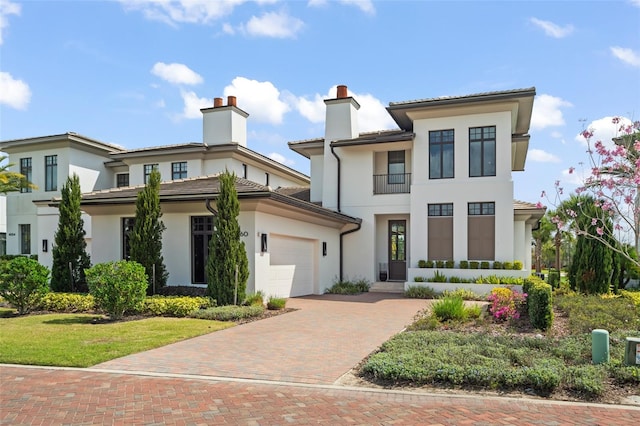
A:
[428,217,453,260]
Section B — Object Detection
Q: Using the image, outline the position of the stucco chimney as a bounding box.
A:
[320,84,360,209]
[201,95,248,147]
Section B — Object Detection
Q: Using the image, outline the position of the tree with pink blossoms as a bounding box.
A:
[540,117,640,272]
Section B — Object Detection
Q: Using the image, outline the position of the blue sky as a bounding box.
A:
[1,0,639,204]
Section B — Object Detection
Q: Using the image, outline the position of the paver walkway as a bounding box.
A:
[2,366,638,425]
[95,293,428,384]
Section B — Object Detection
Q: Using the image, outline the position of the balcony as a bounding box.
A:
[373,173,411,194]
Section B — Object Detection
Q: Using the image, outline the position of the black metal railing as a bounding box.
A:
[373,173,411,194]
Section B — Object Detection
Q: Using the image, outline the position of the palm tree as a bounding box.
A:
[0,156,36,193]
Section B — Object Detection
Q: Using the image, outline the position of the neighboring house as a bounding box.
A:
[0,86,544,297]
[0,196,5,255]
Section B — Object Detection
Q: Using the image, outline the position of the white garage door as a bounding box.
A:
[269,235,314,297]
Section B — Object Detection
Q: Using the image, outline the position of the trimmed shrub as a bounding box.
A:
[267,296,287,310]
[459,260,469,269]
[38,292,95,312]
[445,260,455,269]
[0,257,50,315]
[493,261,503,270]
[548,271,560,288]
[192,304,264,321]
[524,276,553,331]
[469,261,479,270]
[503,262,514,270]
[405,285,438,299]
[414,276,427,282]
[426,260,434,268]
[441,288,481,300]
[480,261,490,270]
[418,260,427,268]
[141,296,213,317]
[86,260,148,319]
[513,261,523,270]
[435,260,445,268]
[157,286,208,297]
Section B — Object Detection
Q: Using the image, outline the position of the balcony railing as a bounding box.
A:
[373,173,411,194]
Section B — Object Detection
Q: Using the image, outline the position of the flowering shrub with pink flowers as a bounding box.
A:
[486,287,527,321]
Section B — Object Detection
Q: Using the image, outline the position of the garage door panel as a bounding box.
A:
[269,235,314,297]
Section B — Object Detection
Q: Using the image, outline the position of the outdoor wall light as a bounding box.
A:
[322,241,327,256]
[261,233,268,252]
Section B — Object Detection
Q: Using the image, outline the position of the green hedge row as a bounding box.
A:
[523,276,554,331]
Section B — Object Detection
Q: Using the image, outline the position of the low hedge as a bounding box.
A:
[38,292,95,312]
[191,304,265,321]
[141,296,213,317]
[524,276,553,331]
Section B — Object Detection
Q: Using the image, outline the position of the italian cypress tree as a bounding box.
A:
[129,169,168,295]
[207,171,249,305]
[51,174,91,292]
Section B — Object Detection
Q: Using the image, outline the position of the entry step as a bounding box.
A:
[369,281,405,293]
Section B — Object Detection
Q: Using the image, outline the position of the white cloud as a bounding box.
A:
[530,17,574,38]
[119,0,245,26]
[631,0,640,7]
[528,149,560,163]
[223,77,290,124]
[531,94,573,130]
[610,46,640,68]
[151,62,203,85]
[308,0,375,15]
[0,0,19,45]
[561,167,584,186]
[0,71,31,110]
[292,85,396,132]
[244,11,304,38]
[179,90,210,119]
[268,152,295,166]
[222,22,235,35]
[574,116,635,149]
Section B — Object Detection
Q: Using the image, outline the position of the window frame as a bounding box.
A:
[191,216,214,284]
[116,173,129,188]
[429,129,455,179]
[171,162,187,180]
[122,217,135,260]
[388,150,406,184]
[469,126,496,177]
[19,158,32,193]
[428,203,454,217]
[468,202,495,216]
[19,224,31,255]
[143,164,159,184]
[44,155,57,192]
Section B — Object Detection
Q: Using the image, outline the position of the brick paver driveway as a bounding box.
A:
[94,293,428,384]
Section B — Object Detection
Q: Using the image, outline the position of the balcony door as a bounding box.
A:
[388,220,407,281]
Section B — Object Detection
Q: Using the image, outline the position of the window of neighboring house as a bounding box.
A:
[191,216,213,284]
[122,217,135,260]
[19,224,31,255]
[116,173,129,188]
[265,173,270,186]
[469,126,496,177]
[429,130,454,179]
[428,203,453,260]
[467,202,495,260]
[242,164,247,179]
[172,162,187,180]
[143,164,159,184]
[19,158,32,193]
[45,155,57,191]
[388,150,405,184]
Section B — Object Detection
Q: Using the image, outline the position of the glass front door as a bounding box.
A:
[388,220,407,281]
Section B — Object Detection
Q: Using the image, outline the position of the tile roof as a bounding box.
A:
[388,87,536,107]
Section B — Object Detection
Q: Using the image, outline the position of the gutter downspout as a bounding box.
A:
[205,199,218,217]
[331,143,362,281]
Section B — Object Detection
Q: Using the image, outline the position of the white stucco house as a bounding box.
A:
[0,85,544,296]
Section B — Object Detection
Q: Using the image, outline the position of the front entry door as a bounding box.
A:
[388,220,407,281]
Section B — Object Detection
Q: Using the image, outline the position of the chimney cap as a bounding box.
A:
[213,97,223,108]
[337,85,348,99]
[227,96,237,107]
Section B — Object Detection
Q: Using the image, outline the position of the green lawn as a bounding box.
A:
[0,313,233,367]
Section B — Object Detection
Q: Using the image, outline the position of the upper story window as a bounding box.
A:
[429,130,454,179]
[143,164,159,184]
[469,126,496,177]
[468,202,495,216]
[242,164,247,179]
[388,150,405,184]
[45,155,57,191]
[428,203,453,216]
[20,158,32,193]
[172,162,187,180]
[116,173,129,188]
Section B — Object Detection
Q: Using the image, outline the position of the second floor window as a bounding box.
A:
[172,162,187,180]
[429,129,454,179]
[388,150,405,184]
[469,126,496,177]
[20,158,32,193]
[468,202,495,216]
[116,173,129,188]
[45,155,57,191]
[144,164,158,184]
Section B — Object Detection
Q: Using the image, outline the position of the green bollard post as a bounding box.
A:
[592,329,610,364]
